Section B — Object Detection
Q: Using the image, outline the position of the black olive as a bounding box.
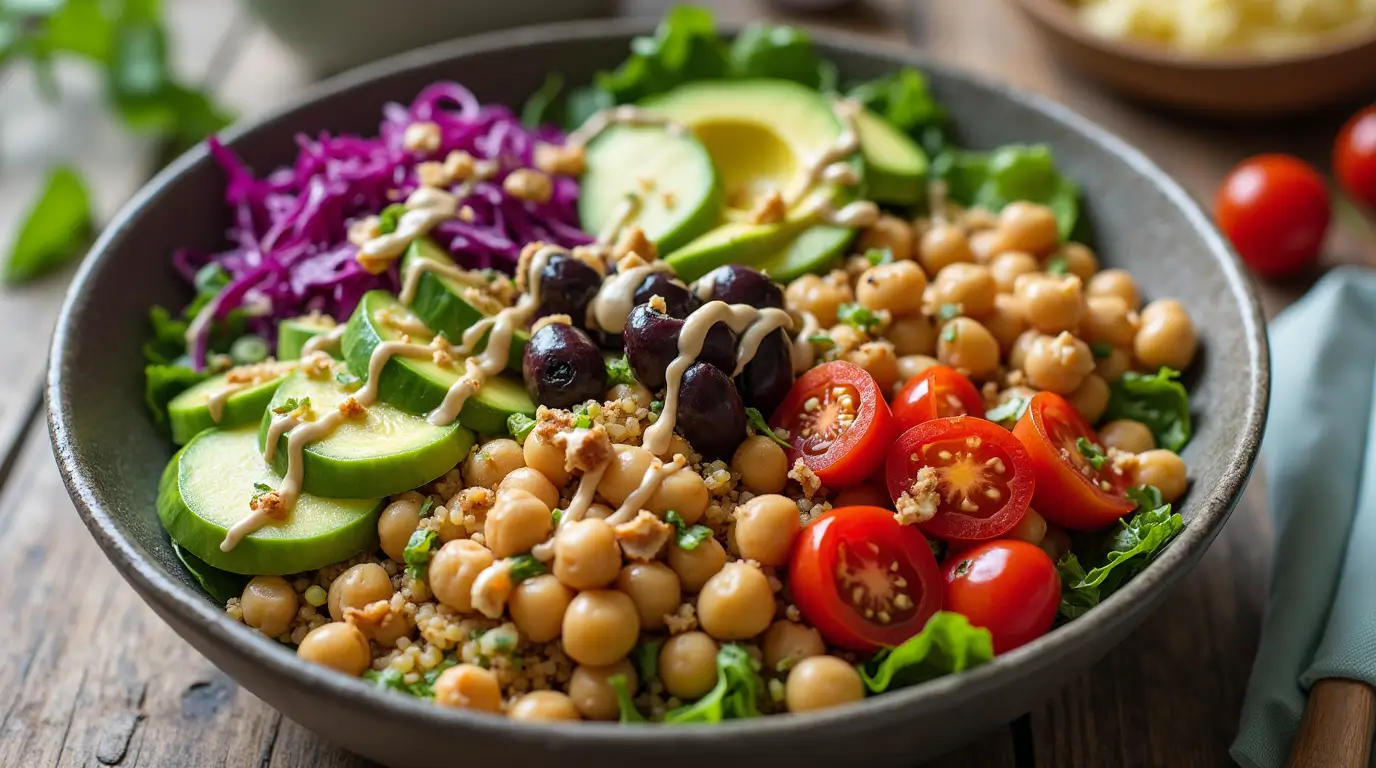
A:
[537,253,602,324]
[676,362,748,460]
[735,330,794,413]
[522,322,607,409]
[693,265,784,310]
[623,304,736,390]
[633,272,700,319]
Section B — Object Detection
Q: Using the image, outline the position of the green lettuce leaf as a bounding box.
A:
[858,612,994,693]
[1104,367,1192,452]
[846,67,948,157]
[663,644,763,723]
[728,22,830,89]
[171,540,248,605]
[144,363,206,428]
[2,166,92,285]
[933,144,1080,239]
[610,673,647,722]
[1057,494,1184,620]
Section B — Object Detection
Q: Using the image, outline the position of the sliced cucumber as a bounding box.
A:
[855,108,928,207]
[167,365,291,446]
[401,238,527,366]
[158,427,384,575]
[342,290,535,434]
[258,368,474,499]
[277,314,340,360]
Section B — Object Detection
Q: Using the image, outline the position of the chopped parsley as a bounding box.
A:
[808,334,835,349]
[418,497,435,518]
[864,247,894,266]
[937,303,962,322]
[1076,437,1107,471]
[665,510,713,550]
[271,396,310,415]
[572,404,592,429]
[508,554,548,584]
[650,400,664,414]
[941,322,959,343]
[1045,255,1070,276]
[251,482,273,500]
[377,203,408,235]
[335,371,362,389]
[745,407,791,449]
[551,508,563,527]
[507,412,537,442]
[606,355,639,387]
[837,302,881,334]
[631,638,664,682]
[984,396,1028,425]
[403,529,438,581]
[1090,341,1113,359]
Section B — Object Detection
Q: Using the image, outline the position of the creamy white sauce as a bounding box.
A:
[398,253,489,305]
[589,260,672,333]
[358,188,460,266]
[784,98,863,210]
[732,310,794,376]
[469,558,514,618]
[221,507,278,553]
[530,427,609,563]
[206,382,249,423]
[791,311,820,373]
[604,454,687,526]
[300,324,347,357]
[596,193,641,247]
[566,105,686,150]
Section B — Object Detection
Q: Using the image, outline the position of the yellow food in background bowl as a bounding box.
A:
[1074,0,1376,56]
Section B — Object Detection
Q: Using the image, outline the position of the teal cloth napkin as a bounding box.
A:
[1233,267,1376,768]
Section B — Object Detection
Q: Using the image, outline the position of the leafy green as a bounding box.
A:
[1057,494,1183,620]
[649,400,664,414]
[606,355,638,387]
[335,371,361,390]
[144,363,206,428]
[1104,367,1192,452]
[858,612,994,693]
[846,67,948,157]
[272,397,310,415]
[610,673,647,722]
[1090,341,1113,359]
[864,247,894,266]
[837,302,881,334]
[418,497,435,518]
[631,638,663,683]
[1126,484,1163,511]
[521,73,566,128]
[664,644,763,723]
[507,412,537,443]
[665,510,712,550]
[403,529,439,581]
[1045,255,1070,276]
[745,407,790,449]
[2,166,92,284]
[377,203,408,236]
[507,554,547,584]
[984,396,1028,426]
[364,654,458,699]
[170,540,248,605]
[933,144,1080,240]
[1076,437,1107,471]
[142,306,189,365]
[728,22,830,89]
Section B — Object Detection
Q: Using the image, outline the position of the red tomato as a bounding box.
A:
[943,540,1060,655]
[884,416,1034,543]
[1335,106,1376,213]
[1215,154,1331,278]
[789,505,942,651]
[1012,392,1133,530]
[891,365,985,433]
[771,361,895,489]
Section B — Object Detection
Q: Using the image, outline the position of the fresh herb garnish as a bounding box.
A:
[335,371,362,389]
[650,400,664,414]
[610,673,647,723]
[808,334,835,349]
[418,497,435,518]
[272,396,310,415]
[251,482,273,500]
[1104,367,1192,453]
[572,404,592,430]
[403,529,438,581]
[507,412,537,443]
[665,510,712,551]
[1045,255,1070,276]
[745,407,791,449]
[631,638,664,683]
[984,396,1028,425]
[377,203,408,235]
[508,554,547,584]
[551,508,563,527]
[606,355,639,387]
[858,612,993,693]
[864,247,894,266]
[837,302,881,334]
[941,322,959,343]
[1076,437,1107,471]
[1090,341,1113,359]
[663,644,764,723]
[937,303,962,322]
[1056,495,1183,620]
[932,143,1080,240]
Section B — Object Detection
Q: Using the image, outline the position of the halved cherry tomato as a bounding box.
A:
[1335,106,1376,214]
[771,361,895,489]
[1012,391,1133,530]
[1215,154,1330,278]
[884,416,1034,543]
[789,505,942,651]
[892,365,985,434]
[943,540,1060,655]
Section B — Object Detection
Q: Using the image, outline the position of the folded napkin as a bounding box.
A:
[1233,267,1376,768]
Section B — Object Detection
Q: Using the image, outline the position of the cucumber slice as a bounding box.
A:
[258,368,474,499]
[167,365,291,446]
[400,237,527,366]
[277,314,341,360]
[158,427,384,575]
[342,290,535,434]
[855,108,928,207]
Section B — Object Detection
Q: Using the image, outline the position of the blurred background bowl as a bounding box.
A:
[1013,0,1376,117]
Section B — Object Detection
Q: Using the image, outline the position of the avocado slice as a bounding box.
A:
[855,108,928,206]
[277,314,340,361]
[401,237,527,363]
[756,224,855,283]
[167,365,291,446]
[342,290,534,433]
[158,427,384,575]
[580,123,722,254]
[258,368,474,499]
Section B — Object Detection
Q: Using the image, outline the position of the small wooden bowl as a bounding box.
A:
[1013,0,1376,116]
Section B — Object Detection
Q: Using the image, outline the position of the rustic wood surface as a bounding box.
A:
[2,0,1372,765]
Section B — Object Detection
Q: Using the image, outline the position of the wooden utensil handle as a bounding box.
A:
[1289,678,1376,768]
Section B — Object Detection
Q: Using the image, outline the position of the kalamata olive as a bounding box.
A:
[538,253,603,323]
[624,304,736,391]
[634,272,700,319]
[523,322,607,409]
[735,330,794,411]
[676,362,748,459]
[693,265,784,310]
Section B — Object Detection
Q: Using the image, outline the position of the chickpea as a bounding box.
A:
[433,664,503,713]
[1056,242,1099,282]
[365,611,414,649]
[464,438,525,489]
[968,228,1012,262]
[240,576,298,638]
[328,563,393,621]
[1007,507,1048,546]
[827,323,868,354]
[918,222,975,275]
[983,294,1030,354]
[1081,295,1139,350]
[1040,525,1072,561]
[936,317,1000,380]
[855,261,927,317]
[1096,346,1131,383]
[1100,419,1156,454]
[1008,329,1041,372]
[659,631,720,699]
[562,590,640,666]
[1133,449,1188,503]
[785,271,853,327]
[785,656,865,713]
[885,314,937,357]
[697,562,775,640]
[297,622,370,676]
[896,354,939,387]
[731,436,789,495]
[1016,273,1085,335]
[859,214,915,262]
[552,518,622,590]
[999,201,1060,255]
[1086,268,1141,310]
[648,467,709,525]
[509,690,581,722]
[1023,332,1095,394]
[668,535,727,592]
[832,484,892,509]
[1135,299,1198,371]
[732,494,801,567]
[523,427,571,487]
[1067,374,1110,423]
[989,250,1039,294]
[598,445,655,508]
[508,573,575,643]
[498,467,559,511]
[844,341,900,394]
[377,497,422,563]
[930,262,997,317]
[616,562,682,631]
[429,539,494,613]
[960,206,999,231]
[485,489,553,558]
[568,661,637,721]
[762,620,825,672]
[607,381,653,411]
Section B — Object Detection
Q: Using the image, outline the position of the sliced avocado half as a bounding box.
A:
[401,237,527,364]
[855,108,927,206]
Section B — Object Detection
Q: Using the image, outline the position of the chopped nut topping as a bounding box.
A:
[556,423,613,475]
[571,245,609,277]
[647,294,669,314]
[454,487,495,524]
[347,215,382,247]
[226,359,293,386]
[894,466,940,525]
[337,397,366,418]
[458,205,476,223]
[611,224,657,263]
[343,599,393,631]
[748,189,787,225]
[533,141,587,177]
[788,458,822,499]
[503,168,553,204]
[298,351,334,379]
[415,161,448,188]
[249,491,287,519]
[402,121,442,154]
[614,510,674,562]
[664,603,698,635]
[443,150,476,182]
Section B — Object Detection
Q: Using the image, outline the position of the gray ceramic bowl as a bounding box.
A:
[47,18,1268,768]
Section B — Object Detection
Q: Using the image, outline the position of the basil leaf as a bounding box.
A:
[1104,367,1192,452]
[858,612,993,693]
[745,407,791,449]
[3,166,92,285]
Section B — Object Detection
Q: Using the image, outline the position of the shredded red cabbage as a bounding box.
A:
[179,81,591,369]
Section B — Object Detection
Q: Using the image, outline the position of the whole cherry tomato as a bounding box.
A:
[943,540,1060,654]
[1215,154,1330,278]
[1335,106,1376,214]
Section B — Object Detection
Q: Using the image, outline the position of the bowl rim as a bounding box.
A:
[47,15,1270,746]
[1013,0,1376,70]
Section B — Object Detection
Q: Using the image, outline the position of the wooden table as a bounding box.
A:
[1,0,1370,765]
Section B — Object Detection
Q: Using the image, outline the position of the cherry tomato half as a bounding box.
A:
[1335,106,1376,214]
[1012,392,1133,530]
[892,365,985,434]
[1215,154,1331,279]
[789,505,942,652]
[943,540,1060,655]
[885,416,1034,543]
[771,361,895,489]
